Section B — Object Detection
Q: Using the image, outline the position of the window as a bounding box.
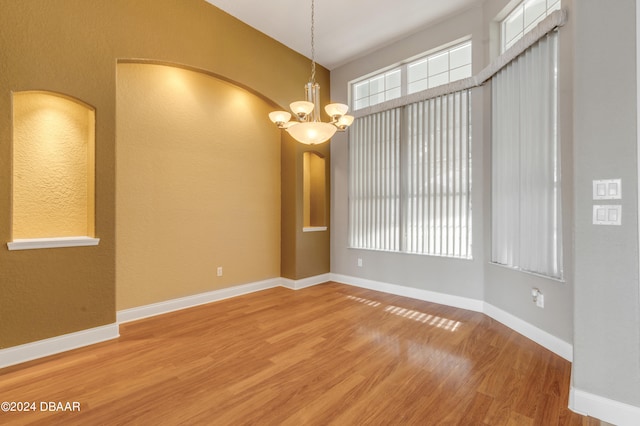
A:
[407,42,472,94]
[501,0,561,52]
[351,40,472,111]
[492,31,562,279]
[349,90,472,259]
[353,70,401,111]
[404,92,472,257]
[349,109,402,252]
[348,40,473,259]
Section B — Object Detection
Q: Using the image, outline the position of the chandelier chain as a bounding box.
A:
[310,0,316,83]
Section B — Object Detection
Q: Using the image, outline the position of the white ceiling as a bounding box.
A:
[204,0,480,70]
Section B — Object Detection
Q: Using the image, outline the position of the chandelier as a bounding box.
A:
[268,0,354,145]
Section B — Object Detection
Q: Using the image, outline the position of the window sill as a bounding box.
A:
[303,226,327,232]
[489,261,565,283]
[7,236,100,251]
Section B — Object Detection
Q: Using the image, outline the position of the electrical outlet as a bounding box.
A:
[531,288,544,308]
[357,258,363,267]
[217,266,223,277]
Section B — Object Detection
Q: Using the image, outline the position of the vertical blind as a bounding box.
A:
[349,90,472,259]
[491,31,562,279]
[349,108,401,252]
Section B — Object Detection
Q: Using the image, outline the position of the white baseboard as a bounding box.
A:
[117,277,283,324]
[281,273,332,290]
[330,273,484,313]
[0,323,119,369]
[570,387,640,426]
[483,302,572,361]
[330,273,572,362]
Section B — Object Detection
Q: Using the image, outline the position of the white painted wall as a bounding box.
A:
[572,0,640,416]
[331,0,640,422]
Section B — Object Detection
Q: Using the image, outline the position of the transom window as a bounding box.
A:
[501,0,561,52]
[407,42,472,94]
[351,40,472,111]
[353,69,401,111]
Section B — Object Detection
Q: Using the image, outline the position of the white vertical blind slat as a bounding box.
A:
[491,31,561,279]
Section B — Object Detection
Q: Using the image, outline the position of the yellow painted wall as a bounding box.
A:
[116,63,280,309]
[0,0,329,349]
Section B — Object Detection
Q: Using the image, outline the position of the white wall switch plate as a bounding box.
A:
[593,205,622,225]
[593,179,621,200]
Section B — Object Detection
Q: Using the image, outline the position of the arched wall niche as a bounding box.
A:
[303,150,327,231]
[10,91,98,250]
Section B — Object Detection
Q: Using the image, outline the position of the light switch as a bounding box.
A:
[593,205,622,225]
[593,179,621,200]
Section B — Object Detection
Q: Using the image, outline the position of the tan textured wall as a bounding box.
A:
[12,92,95,239]
[0,0,329,349]
[116,63,280,309]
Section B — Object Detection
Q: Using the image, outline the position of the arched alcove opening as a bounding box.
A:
[116,62,281,310]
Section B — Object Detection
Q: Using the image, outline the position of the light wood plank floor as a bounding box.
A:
[1,282,602,425]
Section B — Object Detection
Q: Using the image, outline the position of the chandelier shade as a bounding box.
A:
[325,103,349,119]
[336,114,355,130]
[287,121,337,145]
[268,111,292,128]
[290,101,315,119]
[268,0,353,145]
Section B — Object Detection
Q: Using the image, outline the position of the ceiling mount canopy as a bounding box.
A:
[268,0,354,145]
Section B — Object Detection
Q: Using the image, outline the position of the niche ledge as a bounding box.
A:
[7,236,100,251]
[303,226,328,232]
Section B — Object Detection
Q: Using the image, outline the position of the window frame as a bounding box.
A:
[500,0,561,52]
[350,39,472,112]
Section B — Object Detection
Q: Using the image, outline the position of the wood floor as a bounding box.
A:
[1,282,602,425]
